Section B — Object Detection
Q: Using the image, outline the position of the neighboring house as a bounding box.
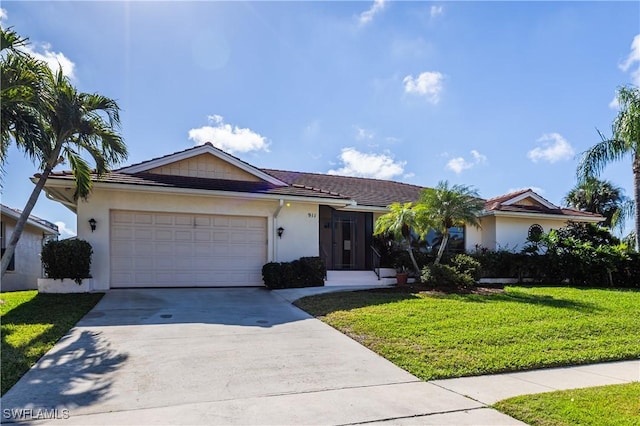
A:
[1,204,59,291]
[39,143,602,290]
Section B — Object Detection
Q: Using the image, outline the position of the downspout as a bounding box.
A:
[272,199,284,262]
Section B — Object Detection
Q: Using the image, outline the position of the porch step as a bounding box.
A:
[325,270,397,287]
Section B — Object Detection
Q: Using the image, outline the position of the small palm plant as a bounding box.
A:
[374,202,423,275]
[415,181,484,264]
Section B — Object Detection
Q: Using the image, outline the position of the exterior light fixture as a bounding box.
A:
[88,218,97,232]
[277,227,285,238]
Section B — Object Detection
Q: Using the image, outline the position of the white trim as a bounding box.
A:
[501,191,557,209]
[118,144,287,186]
[480,209,603,223]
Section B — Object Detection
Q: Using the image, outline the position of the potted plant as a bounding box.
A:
[396,266,409,286]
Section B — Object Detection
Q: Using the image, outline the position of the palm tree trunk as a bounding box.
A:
[434,232,450,264]
[1,147,62,277]
[634,154,640,251]
[406,246,420,276]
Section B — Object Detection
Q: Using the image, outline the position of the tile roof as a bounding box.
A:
[483,189,602,219]
[263,169,423,207]
[41,147,601,220]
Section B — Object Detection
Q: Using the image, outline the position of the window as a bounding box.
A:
[424,226,466,254]
[528,224,544,242]
[0,222,15,271]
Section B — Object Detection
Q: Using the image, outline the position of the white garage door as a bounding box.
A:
[110,210,267,287]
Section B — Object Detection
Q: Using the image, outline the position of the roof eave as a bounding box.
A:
[0,205,59,235]
[480,209,604,222]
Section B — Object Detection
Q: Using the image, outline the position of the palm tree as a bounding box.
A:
[415,181,484,264]
[374,202,423,275]
[563,177,634,231]
[1,27,49,169]
[578,85,640,250]
[1,64,128,276]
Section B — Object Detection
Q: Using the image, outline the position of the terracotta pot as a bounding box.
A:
[396,272,408,286]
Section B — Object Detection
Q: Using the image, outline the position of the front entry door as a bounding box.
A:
[333,213,357,269]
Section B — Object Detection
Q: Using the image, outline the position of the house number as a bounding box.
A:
[308,213,317,218]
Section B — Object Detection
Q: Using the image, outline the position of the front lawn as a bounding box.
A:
[295,286,640,380]
[0,290,103,395]
[493,382,640,426]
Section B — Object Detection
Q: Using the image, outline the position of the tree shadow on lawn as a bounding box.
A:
[407,284,604,313]
[294,290,422,317]
[296,285,602,316]
[1,328,128,416]
[447,290,602,313]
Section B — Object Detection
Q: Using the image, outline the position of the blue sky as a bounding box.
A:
[2,1,639,238]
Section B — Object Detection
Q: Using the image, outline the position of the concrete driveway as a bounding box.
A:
[1,288,522,425]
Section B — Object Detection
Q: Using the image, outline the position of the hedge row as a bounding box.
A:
[471,250,640,288]
[262,256,326,289]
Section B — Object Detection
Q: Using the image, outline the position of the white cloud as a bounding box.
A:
[22,43,76,79]
[430,5,444,18]
[359,0,386,26]
[527,133,575,164]
[55,221,76,239]
[188,115,270,154]
[0,8,8,21]
[507,186,546,195]
[609,96,619,110]
[403,71,444,104]
[328,147,405,180]
[446,150,487,174]
[620,34,640,86]
[354,126,374,141]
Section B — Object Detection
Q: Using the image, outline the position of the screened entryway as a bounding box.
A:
[319,206,373,270]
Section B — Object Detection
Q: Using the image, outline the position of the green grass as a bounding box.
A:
[295,286,640,380]
[493,382,640,426]
[1,290,103,395]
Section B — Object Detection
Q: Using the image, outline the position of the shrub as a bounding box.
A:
[449,254,481,280]
[262,256,326,289]
[471,250,527,278]
[41,239,93,285]
[421,263,474,289]
[420,254,478,289]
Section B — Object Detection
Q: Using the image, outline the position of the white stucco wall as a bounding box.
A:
[491,216,576,252]
[464,224,483,252]
[1,217,49,291]
[273,202,319,263]
[76,187,322,289]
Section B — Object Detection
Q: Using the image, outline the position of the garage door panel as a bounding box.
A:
[113,227,134,240]
[134,213,153,225]
[155,215,173,225]
[155,230,173,240]
[195,216,211,226]
[134,229,153,240]
[194,231,211,241]
[111,210,266,288]
[175,231,193,241]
